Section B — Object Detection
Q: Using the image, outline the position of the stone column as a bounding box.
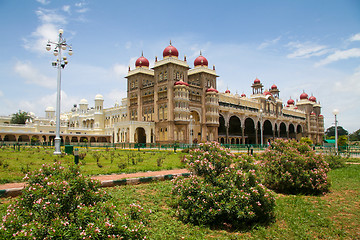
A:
[241,127,245,144]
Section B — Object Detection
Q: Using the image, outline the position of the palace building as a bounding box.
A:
[0,42,324,145]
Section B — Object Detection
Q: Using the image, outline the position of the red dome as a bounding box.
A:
[271,84,277,89]
[300,92,308,100]
[309,95,317,102]
[194,53,208,67]
[241,93,246,97]
[225,89,230,93]
[254,78,261,84]
[294,107,298,109]
[135,53,149,68]
[174,80,189,86]
[163,42,179,58]
[263,90,272,96]
[286,105,290,107]
[206,87,218,93]
[310,112,316,115]
[287,98,295,105]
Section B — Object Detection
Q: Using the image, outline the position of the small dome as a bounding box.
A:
[174,80,189,86]
[194,52,208,67]
[163,41,179,58]
[263,90,272,96]
[80,99,88,104]
[287,98,295,105]
[46,106,55,112]
[135,53,149,68]
[300,92,308,100]
[310,112,316,115]
[309,95,316,102]
[241,93,246,97]
[225,89,230,93]
[206,87,218,93]
[286,105,290,107]
[271,84,277,89]
[254,78,261,84]
[95,94,104,100]
[294,106,298,109]
[319,114,323,117]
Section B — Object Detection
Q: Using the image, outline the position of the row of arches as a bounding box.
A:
[0,134,109,144]
[218,115,303,144]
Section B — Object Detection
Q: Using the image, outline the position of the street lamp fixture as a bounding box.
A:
[46,29,73,155]
[332,109,339,155]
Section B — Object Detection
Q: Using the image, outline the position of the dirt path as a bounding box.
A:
[0,169,189,190]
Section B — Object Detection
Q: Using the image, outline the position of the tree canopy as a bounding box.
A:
[349,129,360,141]
[325,126,348,138]
[10,110,31,124]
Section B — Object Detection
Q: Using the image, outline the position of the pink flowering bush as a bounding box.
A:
[172,142,275,228]
[261,139,331,195]
[0,162,149,239]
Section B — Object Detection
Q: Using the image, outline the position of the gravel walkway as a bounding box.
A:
[0,169,189,191]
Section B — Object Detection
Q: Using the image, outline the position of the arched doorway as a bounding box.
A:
[229,115,241,144]
[4,134,16,141]
[263,120,273,142]
[218,115,226,141]
[280,122,287,138]
[244,118,255,144]
[296,125,303,140]
[289,124,296,139]
[135,127,146,144]
[18,135,30,142]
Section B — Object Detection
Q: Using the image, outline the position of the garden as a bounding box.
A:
[0,140,359,239]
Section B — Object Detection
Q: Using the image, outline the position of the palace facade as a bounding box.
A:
[0,43,324,145]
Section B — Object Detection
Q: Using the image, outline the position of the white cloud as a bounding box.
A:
[315,48,360,67]
[14,61,56,89]
[0,90,3,97]
[113,64,129,79]
[333,66,360,94]
[125,41,132,49]
[36,0,50,5]
[18,90,79,117]
[349,33,360,42]
[258,36,281,50]
[107,89,127,105]
[62,5,71,14]
[36,8,67,25]
[287,41,329,58]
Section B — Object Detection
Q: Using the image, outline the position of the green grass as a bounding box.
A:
[105,165,360,239]
[0,146,185,184]
[0,163,359,238]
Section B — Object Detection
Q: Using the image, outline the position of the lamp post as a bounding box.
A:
[189,115,193,146]
[46,29,73,155]
[259,109,263,146]
[332,109,339,155]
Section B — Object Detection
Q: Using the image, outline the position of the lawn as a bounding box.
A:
[103,164,360,239]
[0,152,359,239]
[0,146,185,184]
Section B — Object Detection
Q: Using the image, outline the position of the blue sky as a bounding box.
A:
[0,0,359,133]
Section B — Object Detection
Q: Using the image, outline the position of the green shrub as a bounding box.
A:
[323,154,346,169]
[0,162,149,239]
[172,142,275,228]
[261,139,331,195]
[300,137,313,146]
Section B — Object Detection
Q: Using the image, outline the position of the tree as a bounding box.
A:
[349,129,360,141]
[10,110,31,124]
[338,135,348,146]
[325,126,348,138]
